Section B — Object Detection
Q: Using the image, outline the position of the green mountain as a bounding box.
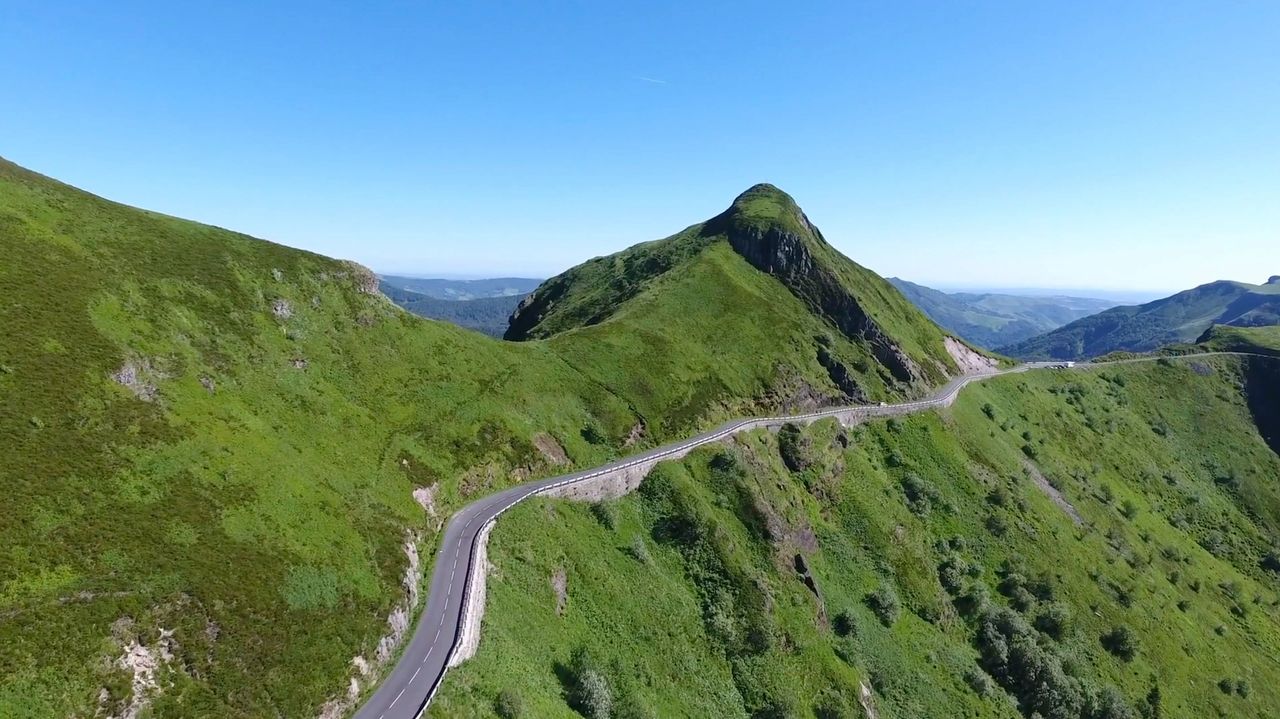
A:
[1002,279,1280,360]
[378,281,524,337]
[508,184,978,401]
[0,163,968,718]
[888,278,1117,349]
[435,352,1280,719]
[9,157,1280,719]
[377,275,541,300]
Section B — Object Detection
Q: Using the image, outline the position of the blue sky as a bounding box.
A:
[2,1,1277,293]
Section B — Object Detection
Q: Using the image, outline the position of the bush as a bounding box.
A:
[865,584,901,627]
[777,423,812,472]
[1101,625,1139,661]
[982,403,997,420]
[813,687,856,719]
[567,647,613,719]
[901,473,941,516]
[627,535,651,564]
[495,689,524,718]
[580,422,607,445]
[833,609,857,637]
[590,502,618,530]
[964,666,994,697]
[1034,602,1072,640]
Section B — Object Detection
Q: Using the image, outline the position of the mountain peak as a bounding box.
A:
[704,182,820,244]
[1267,275,1280,285]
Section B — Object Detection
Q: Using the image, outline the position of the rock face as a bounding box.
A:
[708,185,921,383]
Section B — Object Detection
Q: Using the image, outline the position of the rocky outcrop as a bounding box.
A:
[705,192,921,384]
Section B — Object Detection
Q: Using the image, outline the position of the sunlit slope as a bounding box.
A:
[509,184,968,405]
[436,356,1280,719]
[0,158,644,717]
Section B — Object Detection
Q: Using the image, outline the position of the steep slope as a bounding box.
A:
[435,356,1280,719]
[889,278,1116,349]
[1002,279,1280,360]
[0,163,972,718]
[379,281,524,337]
[509,184,970,399]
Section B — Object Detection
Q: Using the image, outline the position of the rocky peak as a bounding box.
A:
[1267,275,1280,285]
[702,185,921,384]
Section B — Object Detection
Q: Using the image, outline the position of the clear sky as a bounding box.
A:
[2,1,1277,293]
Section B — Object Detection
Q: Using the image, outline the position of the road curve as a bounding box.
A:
[351,353,1264,719]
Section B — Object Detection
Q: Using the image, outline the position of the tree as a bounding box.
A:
[495,689,524,719]
[1101,626,1139,662]
[567,647,613,719]
[865,584,901,627]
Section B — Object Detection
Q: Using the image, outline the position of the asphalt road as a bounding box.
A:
[353,354,1263,719]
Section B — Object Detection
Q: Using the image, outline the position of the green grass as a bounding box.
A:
[437,357,1280,718]
[508,183,965,391]
[0,160,971,717]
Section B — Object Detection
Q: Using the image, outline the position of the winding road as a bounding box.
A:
[352,353,1258,719]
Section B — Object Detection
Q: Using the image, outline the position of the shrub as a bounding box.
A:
[833,608,857,637]
[865,584,901,627]
[777,423,812,472]
[1120,500,1140,520]
[580,422,607,445]
[1217,678,1234,694]
[901,473,941,516]
[964,666,994,697]
[813,687,856,719]
[627,535,651,564]
[567,647,613,719]
[590,502,618,530]
[1034,602,1072,640]
[495,689,524,718]
[1101,625,1139,661]
[1236,679,1251,698]
[981,403,996,419]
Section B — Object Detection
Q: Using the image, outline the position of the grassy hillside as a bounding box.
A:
[1196,325,1280,356]
[378,281,524,337]
[1003,280,1280,360]
[508,184,967,393]
[889,278,1116,349]
[435,356,1280,719]
[0,160,971,718]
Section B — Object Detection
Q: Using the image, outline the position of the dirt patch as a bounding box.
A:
[551,567,568,616]
[623,421,647,448]
[1023,461,1083,526]
[944,336,999,375]
[532,432,570,465]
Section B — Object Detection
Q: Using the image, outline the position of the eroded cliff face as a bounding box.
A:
[707,197,922,384]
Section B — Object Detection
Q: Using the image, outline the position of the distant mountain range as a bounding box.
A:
[887,278,1117,349]
[1002,277,1280,360]
[377,275,541,300]
[378,281,525,337]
